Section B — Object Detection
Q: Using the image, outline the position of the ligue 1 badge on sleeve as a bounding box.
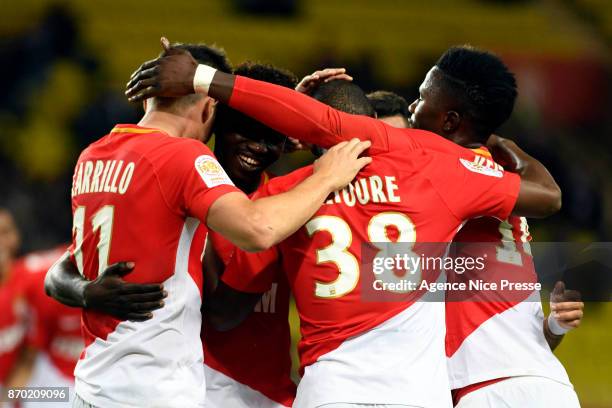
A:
[194,155,234,187]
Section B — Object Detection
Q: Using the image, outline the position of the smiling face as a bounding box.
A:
[214,114,284,193]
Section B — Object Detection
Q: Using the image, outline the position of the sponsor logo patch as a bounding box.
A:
[195,155,234,187]
[459,156,504,178]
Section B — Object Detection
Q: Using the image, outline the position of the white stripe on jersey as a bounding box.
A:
[295,301,452,408]
[204,365,290,408]
[455,376,579,408]
[75,218,205,408]
[448,290,572,390]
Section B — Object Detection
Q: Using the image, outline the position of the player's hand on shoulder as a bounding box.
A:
[549,281,584,331]
[313,138,372,191]
[84,261,167,322]
[126,37,198,103]
[295,68,353,95]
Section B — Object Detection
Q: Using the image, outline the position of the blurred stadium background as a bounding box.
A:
[1,0,610,406]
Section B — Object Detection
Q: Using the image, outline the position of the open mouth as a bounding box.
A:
[237,153,263,171]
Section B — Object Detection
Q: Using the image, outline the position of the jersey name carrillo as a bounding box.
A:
[72,160,136,197]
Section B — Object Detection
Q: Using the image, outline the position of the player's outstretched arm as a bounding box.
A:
[125,39,389,151]
[45,252,167,321]
[205,138,372,252]
[543,281,584,350]
[487,135,562,218]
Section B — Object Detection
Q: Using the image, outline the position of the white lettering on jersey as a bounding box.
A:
[90,160,105,192]
[72,160,135,197]
[325,175,401,207]
[72,162,83,197]
[459,156,504,178]
[254,283,278,313]
[81,161,93,194]
[118,162,135,194]
[194,155,234,188]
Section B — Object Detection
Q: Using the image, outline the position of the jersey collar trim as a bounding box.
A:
[110,124,161,135]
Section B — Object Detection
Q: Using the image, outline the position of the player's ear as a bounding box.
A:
[443,110,461,133]
[201,97,218,143]
[142,99,148,111]
[201,97,217,123]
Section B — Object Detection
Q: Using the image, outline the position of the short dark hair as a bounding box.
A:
[367,90,409,120]
[161,43,232,73]
[311,80,376,117]
[435,45,517,141]
[214,62,298,135]
[233,61,297,88]
[154,43,232,111]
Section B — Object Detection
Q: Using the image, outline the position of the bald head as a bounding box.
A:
[311,80,376,117]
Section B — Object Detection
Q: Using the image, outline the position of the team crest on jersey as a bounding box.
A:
[194,155,234,188]
[459,156,503,178]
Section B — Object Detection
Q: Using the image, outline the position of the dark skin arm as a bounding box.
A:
[45,251,167,321]
[543,317,565,351]
[204,281,262,331]
[487,135,562,218]
[202,239,261,331]
[125,38,560,218]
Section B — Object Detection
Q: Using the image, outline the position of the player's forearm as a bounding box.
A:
[44,252,87,308]
[202,239,223,298]
[204,281,261,332]
[202,239,262,331]
[511,145,559,195]
[208,71,382,148]
[207,173,334,252]
[250,172,335,248]
[515,153,562,217]
[543,317,564,351]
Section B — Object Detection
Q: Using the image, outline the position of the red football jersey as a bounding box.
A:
[223,156,519,406]
[221,76,522,406]
[0,263,28,384]
[445,149,536,359]
[201,172,296,406]
[17,246,82,380]
[446,148,572,399]
[69,124,239,408]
